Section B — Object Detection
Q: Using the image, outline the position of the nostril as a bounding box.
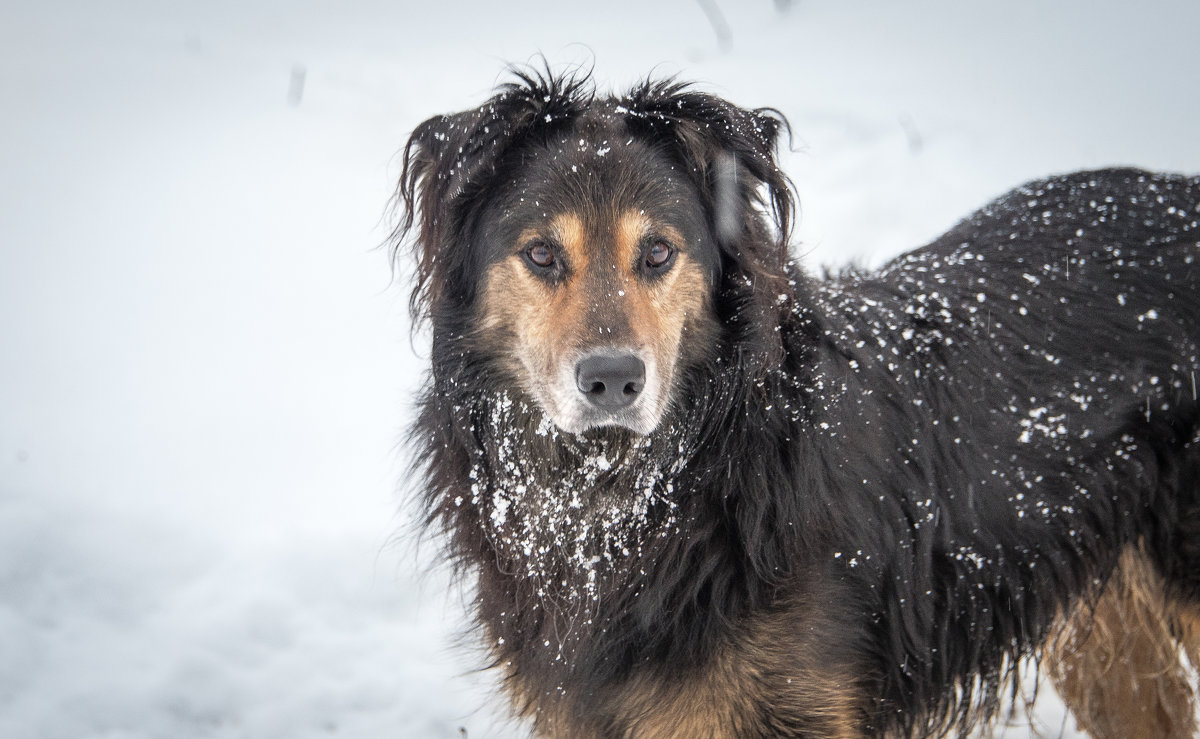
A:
[576,353,646,410]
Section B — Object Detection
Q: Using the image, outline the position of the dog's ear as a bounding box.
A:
[620,79,794,260]
[393,67,594,327]
[621,80,797,365]
[393,108,492,326]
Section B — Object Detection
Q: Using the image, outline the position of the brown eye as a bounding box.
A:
[526,242,555,268]
[646,240,673,268]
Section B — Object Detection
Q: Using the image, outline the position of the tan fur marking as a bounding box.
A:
[480,211,593,392]
[504,597,866,739]
[1177,605,1200,680]
[613,211,685,266]
[549,212,588,272]
[1047,545,1200,739]
[637,252,707,394]
[614,209,708,412]
[613,646,862,739]
[615,210,651,269]
[478,260,587,416]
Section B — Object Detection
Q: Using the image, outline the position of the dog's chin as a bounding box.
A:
[546,404,663,438]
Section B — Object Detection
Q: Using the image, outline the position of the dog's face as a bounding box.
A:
[473,126,720,434]
[398,71,793,436]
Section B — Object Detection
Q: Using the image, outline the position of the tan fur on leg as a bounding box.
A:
[1047,546,1200,739]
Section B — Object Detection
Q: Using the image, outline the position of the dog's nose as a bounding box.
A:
[576,353,645,409]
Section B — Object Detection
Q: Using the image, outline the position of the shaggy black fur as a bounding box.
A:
[394,67,1200,737]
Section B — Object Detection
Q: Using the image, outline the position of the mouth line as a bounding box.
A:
[571,408,654,434]
[541,396,661,435]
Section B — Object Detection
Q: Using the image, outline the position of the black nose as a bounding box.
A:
[576,353,646,409]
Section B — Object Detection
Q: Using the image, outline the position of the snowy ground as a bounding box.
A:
[3,1,1199,737]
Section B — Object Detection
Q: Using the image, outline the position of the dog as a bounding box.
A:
[393,66,1200,737]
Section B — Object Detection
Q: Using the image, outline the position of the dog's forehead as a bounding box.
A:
[488,121,703,253]
[513,114,692,213]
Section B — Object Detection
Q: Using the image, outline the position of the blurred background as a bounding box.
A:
[2,1,1199,736]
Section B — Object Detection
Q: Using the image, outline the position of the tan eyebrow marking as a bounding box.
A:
[549,212,587,270]
[616,210,651,267]
[616,210,686,267]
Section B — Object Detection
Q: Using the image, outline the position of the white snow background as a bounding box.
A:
[3,1,1200,737]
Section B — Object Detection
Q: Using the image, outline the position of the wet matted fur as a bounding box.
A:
[393,67,1200,737]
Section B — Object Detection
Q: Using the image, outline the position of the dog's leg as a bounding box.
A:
[1047,546,1199,739]
[1176,605,1200,722]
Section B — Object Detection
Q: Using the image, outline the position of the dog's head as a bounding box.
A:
[396,67,794,435]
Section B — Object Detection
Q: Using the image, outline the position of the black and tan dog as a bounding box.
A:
[394,67,1200,737]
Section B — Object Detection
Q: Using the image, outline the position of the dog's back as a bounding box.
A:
[805,168,1200,735]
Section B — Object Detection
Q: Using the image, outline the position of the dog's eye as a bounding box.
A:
[646,240,674,269]
[526,242,555,268]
